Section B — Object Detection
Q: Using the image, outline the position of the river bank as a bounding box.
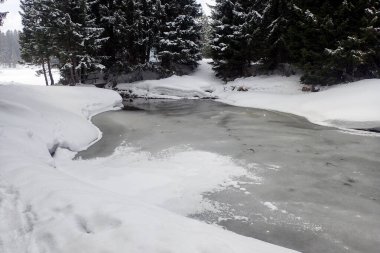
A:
[116,60,380,131]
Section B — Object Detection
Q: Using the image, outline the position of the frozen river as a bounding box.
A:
[78,99,380,253]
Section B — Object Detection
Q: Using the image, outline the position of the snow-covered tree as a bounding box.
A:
[320,0,380,84]
[157,0,202,72]
[20,0,55,85]
[245,1,266,63]
[199,14,212,58]
[91,0,131,74]
[129,0,161,66]
[91,0,160,74]
[52,0,104,85]
[210,0,256,80]
[293,0,380,85]
[260,0,294,70]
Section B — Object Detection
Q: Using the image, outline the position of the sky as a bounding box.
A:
[0,0,214,32]
[1,0,22,31]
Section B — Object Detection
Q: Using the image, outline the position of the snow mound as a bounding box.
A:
[117,60,218,99]
[0,85,297,253]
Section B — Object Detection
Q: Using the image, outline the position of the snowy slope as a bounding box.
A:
[117,60,380,129]
[0,85,297,253]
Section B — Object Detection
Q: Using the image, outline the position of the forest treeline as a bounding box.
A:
[13,0,380,86]
[19,0,203,85]
[211,0,380,85]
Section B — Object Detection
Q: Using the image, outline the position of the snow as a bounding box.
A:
[117,62,219,99]
[197,0,215,16]
[0,65,60,86]
[0,84,297,253]
[219,79,380,128]
[263,202,279,211]
[117,59,380,129]
[57,145,252,216]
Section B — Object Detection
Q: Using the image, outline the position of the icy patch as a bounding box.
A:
[263,202,279,211]
[56,144,249,215]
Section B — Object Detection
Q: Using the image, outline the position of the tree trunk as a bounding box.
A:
[69,66,75,86]
[41,60,49,86]
[146,46,151,63]
[71,58,78,85]
[69,59,75,86]
[47,58,55,85]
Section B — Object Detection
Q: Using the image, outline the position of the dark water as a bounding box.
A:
[78,99,380,253]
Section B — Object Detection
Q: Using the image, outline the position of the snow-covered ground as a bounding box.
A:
[117,60,380,129]
[0,84,297,253]
[0,65,60,86]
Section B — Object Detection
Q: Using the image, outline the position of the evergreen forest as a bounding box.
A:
[210,0,380,85]
[14,0,380,86]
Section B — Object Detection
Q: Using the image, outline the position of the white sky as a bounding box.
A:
[0,0,214,32]
[1,0,22,31]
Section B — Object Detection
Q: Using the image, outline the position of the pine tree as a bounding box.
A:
[90,0,114,72]
[243,0,266,67]
[322,0,380,84]
[295,0,380,85]
[157,0,202,73]
[284,1,326,82]
[199,13,212,58]
[20,0,53,85]
[260,0,295,70]
[209,0,379,85]
[91,0,142,74]
[52,0,104,85]
[210,0,255,80]
[129,0,160,66]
